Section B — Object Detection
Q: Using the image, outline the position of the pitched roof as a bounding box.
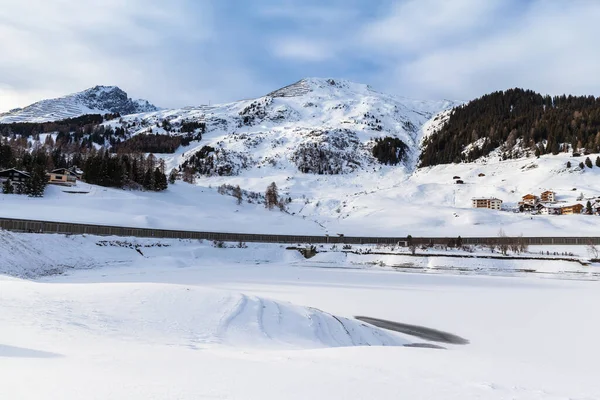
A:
[0,168,30,177]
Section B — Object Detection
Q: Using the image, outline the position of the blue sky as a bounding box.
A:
[1,0,600,111]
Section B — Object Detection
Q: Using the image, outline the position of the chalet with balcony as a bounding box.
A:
[521,194,539,206]
[541,190,556,202]
[472,197,503,210]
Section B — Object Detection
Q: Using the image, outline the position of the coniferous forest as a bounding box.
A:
[372,137,408,165]
[0,113,176,193]
[420,89,600,167]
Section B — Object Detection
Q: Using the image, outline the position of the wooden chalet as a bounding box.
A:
[0,168,30,187]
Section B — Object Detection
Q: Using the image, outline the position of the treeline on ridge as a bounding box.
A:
[0,114,204,154]
[420,88,600,167]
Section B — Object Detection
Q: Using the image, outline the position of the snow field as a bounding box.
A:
[2,237,599,399]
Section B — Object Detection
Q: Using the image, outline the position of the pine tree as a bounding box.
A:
[2,179,14,194]
[596,156,600,168]
[579,162,585,169]
[168,169,177,184]
[143,168,155,191]
[586,157,593,168]
[153,168,168,191]
[586,200,593,215]
[24,165,47,197]
[567,161,572,168]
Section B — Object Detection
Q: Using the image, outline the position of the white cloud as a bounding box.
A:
[2,0,600,112]
[359,0,600,100]
[0,0,267,111]
[361,0,504,53]
[271,37,333,62]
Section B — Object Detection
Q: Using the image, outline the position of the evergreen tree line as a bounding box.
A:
[0,145,48,196]
[82,151,168,191]
[1,114,205,155]
[0,114,105,138]
[420,88,600,167]
[1,140,168,192]
[112,133,199,154]
[0,141,84,172]
[372,137,408,165]
[568,156,600,170]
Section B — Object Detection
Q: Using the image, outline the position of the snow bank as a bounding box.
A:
[2,278,409,350]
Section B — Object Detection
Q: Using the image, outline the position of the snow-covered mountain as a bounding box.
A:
[0,85,158,123]
[2,78,600,238]
[110,78,456,176]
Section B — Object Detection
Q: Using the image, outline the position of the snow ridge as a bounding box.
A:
[0,86,159,123]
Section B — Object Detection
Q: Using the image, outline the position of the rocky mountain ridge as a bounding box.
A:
[0,86,158,123]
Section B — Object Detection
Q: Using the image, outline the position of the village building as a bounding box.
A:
[520,194,539,206]
[539,205,561,215]
[472,197,503,210]
[560,204,584,215]
[0,168,30,189]
[591,200,600,215]
[47,168,79,187]
[540,190,556,202]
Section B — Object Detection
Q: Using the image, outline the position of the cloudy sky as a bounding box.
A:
[1,0,600,111]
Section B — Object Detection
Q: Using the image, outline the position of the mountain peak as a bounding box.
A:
[267,77,373,98]
[0,86,159,123]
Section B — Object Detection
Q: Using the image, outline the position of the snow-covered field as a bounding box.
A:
[2,150,600,237]
[1,231,599,399]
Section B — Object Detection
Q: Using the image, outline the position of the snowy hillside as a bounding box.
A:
[2,79,600,237]
[0,85,158,123]
[108,78,456,175]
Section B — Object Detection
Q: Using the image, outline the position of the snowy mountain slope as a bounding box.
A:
[3,79,600,237]
[107,78,457,175]
[0,85,158,123]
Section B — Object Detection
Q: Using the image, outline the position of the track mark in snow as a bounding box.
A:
[218,295,249,340]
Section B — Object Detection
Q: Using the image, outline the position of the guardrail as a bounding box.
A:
[0,217,599,246]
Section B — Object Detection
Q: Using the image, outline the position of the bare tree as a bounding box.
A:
[487,239,496,253]
[497,229,509,256]
[182,167,196,184]
[517,234,528,254]
[587,242,599,260]
[409,243,417,255]
[265,182,279,209]
[233,185,243,205]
